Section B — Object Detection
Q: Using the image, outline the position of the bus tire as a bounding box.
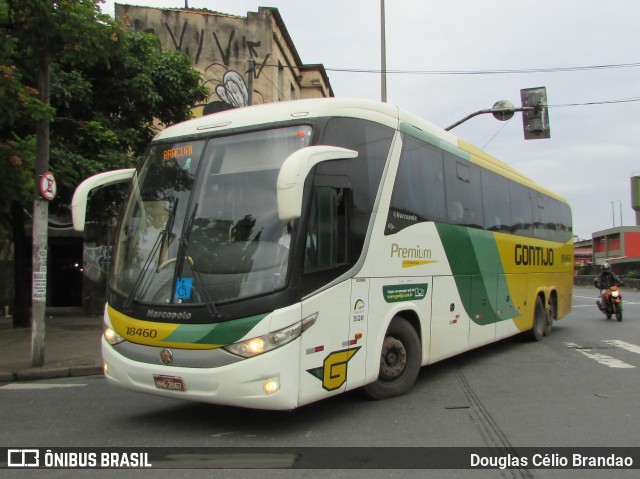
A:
[528,296,547,342]
[364,317,421,400]
[544,295,556,336]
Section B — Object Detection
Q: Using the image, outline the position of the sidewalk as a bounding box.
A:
[0,312,103,382]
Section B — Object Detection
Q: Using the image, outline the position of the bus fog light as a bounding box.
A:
[263,379,280,395]
[102,362,109,375]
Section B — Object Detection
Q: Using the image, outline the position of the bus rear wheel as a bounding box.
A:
[364,317,421,400]
[545,295,557,335]
[528,296,547,341]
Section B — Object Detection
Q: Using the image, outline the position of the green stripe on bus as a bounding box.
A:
[399,122,471,161]
[163,313,270,345]
[435,223,520,325]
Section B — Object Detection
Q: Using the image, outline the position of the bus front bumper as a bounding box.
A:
[101,337,301,410]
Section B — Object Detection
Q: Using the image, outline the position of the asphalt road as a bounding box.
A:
[2,286,639,479]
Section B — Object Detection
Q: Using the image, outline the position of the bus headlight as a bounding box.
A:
[224,321,305,359]
[104,326,125,346]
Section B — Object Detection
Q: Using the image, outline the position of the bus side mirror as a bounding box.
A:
[277,146,358,221]
[71,168,136,231]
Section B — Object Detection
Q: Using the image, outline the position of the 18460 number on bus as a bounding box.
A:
[126,327,158,339]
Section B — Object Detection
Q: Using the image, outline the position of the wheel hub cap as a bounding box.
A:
[380,337,407,380]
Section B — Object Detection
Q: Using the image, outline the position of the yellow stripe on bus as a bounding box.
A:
[107,306,223,350]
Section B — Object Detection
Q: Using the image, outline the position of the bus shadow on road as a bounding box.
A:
[118,327,573,440]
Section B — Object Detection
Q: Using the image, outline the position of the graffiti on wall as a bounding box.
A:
[83,244,112,282]
[215,71,248,108]
[133,16,275,112]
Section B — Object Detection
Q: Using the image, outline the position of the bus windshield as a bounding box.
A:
[110,125,312,308]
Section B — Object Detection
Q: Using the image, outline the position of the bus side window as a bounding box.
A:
[444,155,483,228]
[304,187,348,272]
[301,186,350,294]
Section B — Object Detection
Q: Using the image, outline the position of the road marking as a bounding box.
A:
[603,340,640,355]
[0,383,87,390]
[564,342,635,369]
[573,294,640,306]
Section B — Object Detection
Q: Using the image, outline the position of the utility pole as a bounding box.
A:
[31,48,52,367]
[617,199,623,226]
[380,0,387,102]
[610,201,615,227]
[247,56,254,106]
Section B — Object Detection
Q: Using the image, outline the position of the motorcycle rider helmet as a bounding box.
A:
[601,262,611,272]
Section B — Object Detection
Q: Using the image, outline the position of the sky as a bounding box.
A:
[100,0,640,240]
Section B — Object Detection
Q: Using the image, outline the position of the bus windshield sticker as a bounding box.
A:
[175,278,193,300]
[383,284,429,303]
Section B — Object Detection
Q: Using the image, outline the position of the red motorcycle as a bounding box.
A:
[597,285,623,322]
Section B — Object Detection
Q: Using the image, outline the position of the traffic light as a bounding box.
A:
[520,87,550,140]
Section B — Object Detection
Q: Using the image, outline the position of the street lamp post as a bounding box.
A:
[380,0,387,102]
[617,200,623,226]
[611,201,615,227]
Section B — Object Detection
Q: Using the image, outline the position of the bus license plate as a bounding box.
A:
[153,375,186,392]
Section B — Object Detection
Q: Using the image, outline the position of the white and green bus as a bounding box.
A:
[72,98,573,410]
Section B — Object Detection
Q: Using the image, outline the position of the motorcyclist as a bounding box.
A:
[594,262,624,311]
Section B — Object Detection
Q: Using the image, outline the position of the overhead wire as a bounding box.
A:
[475,96,640,147]
[549,97,640,108]
[481,118,513,149]
[248,61,640,109]
[320,62,640,75]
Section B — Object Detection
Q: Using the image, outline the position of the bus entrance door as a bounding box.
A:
[298,281,352,406]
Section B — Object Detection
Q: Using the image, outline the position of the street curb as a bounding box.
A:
[0,366,103,382]
[15,367,71,381]
[70,366,103,377]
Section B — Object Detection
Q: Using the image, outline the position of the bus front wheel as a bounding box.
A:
[364,317,421,400]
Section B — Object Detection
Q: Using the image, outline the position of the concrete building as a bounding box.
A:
[573,238,593,270]
[591,176,640,274]
[115,4,334,115]
[592,226,640,274]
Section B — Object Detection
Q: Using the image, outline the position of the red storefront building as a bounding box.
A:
[592,226,640,275]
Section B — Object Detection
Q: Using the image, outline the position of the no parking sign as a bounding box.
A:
[39,171,57,201]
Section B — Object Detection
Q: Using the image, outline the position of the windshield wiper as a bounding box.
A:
[123,198,178,312]
[172,203,226,320]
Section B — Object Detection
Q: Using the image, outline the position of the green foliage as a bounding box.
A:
[0,0,209,229]
[576,264,597,276]
[0,135,36,204]
[625,270,640,279]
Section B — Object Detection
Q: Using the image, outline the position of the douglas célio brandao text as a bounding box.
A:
[470,452,634,469]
